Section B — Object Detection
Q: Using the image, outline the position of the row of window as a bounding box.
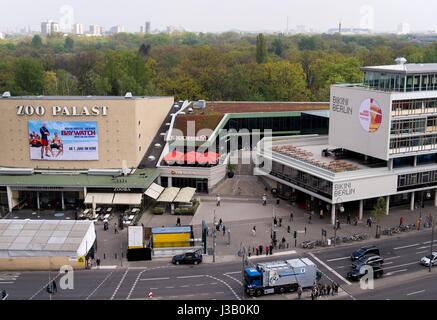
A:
[364,72,437,92]
[270,161,332,198]
[392,99,437,116]
[390,134,437,153]
[398,170,437,189]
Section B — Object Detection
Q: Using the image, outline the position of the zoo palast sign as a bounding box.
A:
[17,105,109,116]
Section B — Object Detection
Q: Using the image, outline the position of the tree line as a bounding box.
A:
[1,32,437,101]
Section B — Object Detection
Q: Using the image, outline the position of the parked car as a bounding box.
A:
[347,264,384,281]
[351,245,380,261]
[420,252,437,267]
[352,255,384,269]
[172,252,203,265]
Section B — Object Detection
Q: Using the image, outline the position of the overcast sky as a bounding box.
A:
[1,0,436,33]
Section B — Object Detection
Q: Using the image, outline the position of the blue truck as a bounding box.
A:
[243,258,317,296]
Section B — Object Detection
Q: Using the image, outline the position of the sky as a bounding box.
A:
[1,0,436,34]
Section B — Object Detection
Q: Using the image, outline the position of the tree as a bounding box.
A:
[371,197,386,238]
[256,33,267,64]
[138,42,152,59]
[43,71,58,95]
[64,36,74,51]
[270,37,285,57]
[14,57,44,95]
[31,35,43,49]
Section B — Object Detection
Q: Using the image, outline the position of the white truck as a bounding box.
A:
[243,258,317,297]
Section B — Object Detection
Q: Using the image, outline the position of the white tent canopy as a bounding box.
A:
[112,193,143,205]
[174,187,196,203]
[84,193,114,205]
[157,187,180,203]
[144,183,165,200]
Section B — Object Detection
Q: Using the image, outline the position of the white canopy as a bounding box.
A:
[84,193,114,205]
[112,193,143,205]
[144,183,165,200]
[156,187,180,203]
[174,187,196,203]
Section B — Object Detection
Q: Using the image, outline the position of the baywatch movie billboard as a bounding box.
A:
[28,121,98,160]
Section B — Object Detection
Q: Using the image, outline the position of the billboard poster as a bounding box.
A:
[28,121,98,160]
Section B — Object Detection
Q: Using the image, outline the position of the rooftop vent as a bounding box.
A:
[125,92,133,98]
[154,143,162,148]
[395,57,407,65]
[148,155,156,161]
[187,107,194,113]
[2,91,11,98]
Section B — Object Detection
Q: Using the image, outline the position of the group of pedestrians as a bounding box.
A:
[252,244,274,256]
[310,282,339,300]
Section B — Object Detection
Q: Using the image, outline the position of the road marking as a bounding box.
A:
[223,271,241,275]
[224,273,243,286]
[383,262,394,265]
[385,256,401,261]
[327,256,349,262]
[86,270,115,300]
[93,265,117,269]
[150,287,158,290]
[336,266,345,269]
[195,284,204,287]
[176,275,204,279]
[249,250,296,260]
[386,269,408,276]
[209,282,218,285]
[29,273,62,300]
[165,286,175,289]
[308,252,352,285]
[394,243,420,250]
[140,277,170,281]
[385,261,418,270]
[416,250,428,255]
[406,290,425,296]
[0,282,14,284]
[126,266,177,300]
[110,268,129,300]
[205,275,241,300]
[180,285,190,288]
[422,240,437,245]
[417,246,429,250]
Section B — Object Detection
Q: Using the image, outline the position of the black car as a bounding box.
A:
[172,252,202,265]
[351,245,380,261]
[352,255,384,270]
[347,264,383,281]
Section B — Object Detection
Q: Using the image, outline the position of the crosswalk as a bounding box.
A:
[0,272,20,284]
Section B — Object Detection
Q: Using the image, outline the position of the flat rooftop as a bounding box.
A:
[270,136,386,173]
[174,101,329,135]
[362,63,437,75]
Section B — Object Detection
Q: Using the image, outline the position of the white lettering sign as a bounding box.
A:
[17,105,108,116]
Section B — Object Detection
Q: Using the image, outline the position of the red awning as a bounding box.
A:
[184,151,197,164]
[196,152,219,164]
[163,150,184,164]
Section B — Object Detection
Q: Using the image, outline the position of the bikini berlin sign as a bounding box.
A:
[28,120,98,161]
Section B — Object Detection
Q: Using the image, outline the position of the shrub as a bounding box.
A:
[152,207,165,215]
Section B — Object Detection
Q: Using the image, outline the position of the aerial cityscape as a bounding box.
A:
[0,0,436,315]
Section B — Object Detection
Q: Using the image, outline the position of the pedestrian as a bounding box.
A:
[281,236,286,249]
[269,244,273,255]
[311,290,315,300]
[319,208,324,219]
[327,284,331,296]
[252,226,256,237]
[308,214,312,224]
[259,245,263,255]
[336,219,341,230]
[400,216,404,227]
[297,285,303,299]
[279,217,282,227]
[256,247,259,256]
[266,245,269,256]
[354,217,358,226]
[368,217,373,228]
[347,214,351,224]
[52,280,57,294]
[96,258,101,267]
[276,198,280,207]
[222,225,226,236]
[219,218,223,226]
[287,225,291,233]
[262,194,267,206]
[304,227,307,234]
[206,226,210,236]
[273,217,278,228]
[114,223,118,234]
[176,217,181,226]
[290,211,294,222]
[216,194,221,206]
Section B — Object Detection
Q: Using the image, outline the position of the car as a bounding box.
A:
[420,252,437,267]
[172,252,202,265]
[351,245,380,261]
[347,264,384,281]
[352,255,384,269]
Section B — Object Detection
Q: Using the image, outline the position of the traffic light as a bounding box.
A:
[294,231,297,239]
[1,290,6,299]
[46,283,53,294]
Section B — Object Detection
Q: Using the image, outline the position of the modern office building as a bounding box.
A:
[0,94,173,214]
[256,59,437,224]
[72,23,84,35]
[88,24,102,36]
[145,21,151,34]
[109,25,124,34]
[41,21,60,35]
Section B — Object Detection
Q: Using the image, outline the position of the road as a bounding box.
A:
[1,230,436,300]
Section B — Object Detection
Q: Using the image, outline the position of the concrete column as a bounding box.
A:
[157,176,161,185]
[61,191,65,210]
[410,192,415,211]
[435,189,437,207]
[359,200,364,220]
[331,204,336,226]
[83,187,87,197]
[388,159,393,170]
[6,186,13,213]
[413,156,417,167]
[385,196,390,215]
[36,191,40,210]
[168,177,173,187]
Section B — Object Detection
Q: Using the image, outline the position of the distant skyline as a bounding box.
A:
[1,0,437,34]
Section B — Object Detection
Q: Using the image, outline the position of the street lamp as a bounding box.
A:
[420,190,431,219]
[333,203,344,247]
[212,210,217,263]
[430,213,435,273]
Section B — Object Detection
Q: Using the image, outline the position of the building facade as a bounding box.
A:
[256,59,437,224]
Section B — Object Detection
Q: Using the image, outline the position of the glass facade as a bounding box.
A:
[270,161,332,199]
[364,71,437,92]
[398,169,437,191]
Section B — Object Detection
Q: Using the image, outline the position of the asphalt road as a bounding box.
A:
[1,230,436,300]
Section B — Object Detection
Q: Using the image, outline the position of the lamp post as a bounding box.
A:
[241,244,247,299]
[213,210,217,263]
[430,213,435,273]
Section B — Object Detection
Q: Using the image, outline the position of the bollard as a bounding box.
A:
[103,253,106,260]
[115,253,117,260]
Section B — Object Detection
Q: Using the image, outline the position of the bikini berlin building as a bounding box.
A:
[0,95,174,213]
[256,59,437,225]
